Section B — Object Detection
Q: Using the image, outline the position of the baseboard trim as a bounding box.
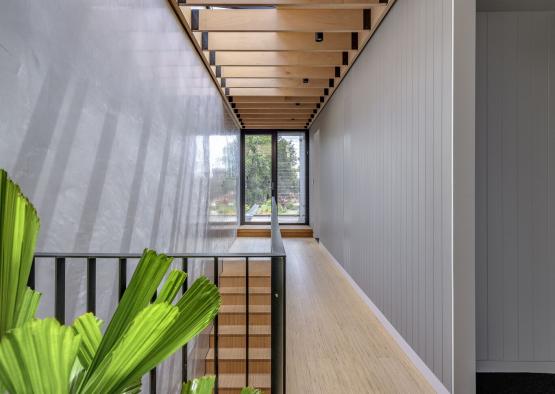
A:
[319,242,450,394]
[477,361,555,374]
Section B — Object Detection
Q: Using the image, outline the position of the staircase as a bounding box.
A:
[206,259,272,394]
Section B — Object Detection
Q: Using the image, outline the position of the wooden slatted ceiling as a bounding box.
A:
[170,0,396,130]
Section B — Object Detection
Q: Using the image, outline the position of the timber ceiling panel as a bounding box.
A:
[169,0,396,129]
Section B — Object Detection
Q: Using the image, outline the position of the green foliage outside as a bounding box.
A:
[245,135,300,216]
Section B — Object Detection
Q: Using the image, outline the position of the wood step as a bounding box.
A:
[210,325,271,348]
[205,348,271,374]
[221,261,271,277]
[205,348,272,374]
[216,374,271,392]
[237,225,313,238]
[220,276,270,287]
[221,287,271,306]
[219,305,271,325]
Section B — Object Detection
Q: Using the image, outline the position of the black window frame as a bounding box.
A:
[240,129,309,226]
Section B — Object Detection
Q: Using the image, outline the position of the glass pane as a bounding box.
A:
[244,134,272,223]
[277,132,306,224]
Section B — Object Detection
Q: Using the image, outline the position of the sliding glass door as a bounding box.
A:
[241,130,308,224]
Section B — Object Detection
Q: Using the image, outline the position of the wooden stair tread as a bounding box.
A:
[206,347,271,360]
[220,305,270,314]
[217,374,271,389]
[220,287,270,294]
[211,325,271,336]
[237,225,313,238]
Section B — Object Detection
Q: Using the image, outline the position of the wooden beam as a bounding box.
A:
[188,9,370,32]
[210,51,344,66]
[224,78,332,88]
[237,108,315,114]
[228,87,326,96]
[235,103,318,109]
[218,66,337,78]
[245,125,308,129]
[183,0,381,6]
[231,96,322,103]
[205,32,354,51]
[239,114,311,119]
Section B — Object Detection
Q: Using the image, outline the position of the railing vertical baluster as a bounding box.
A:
[150,289,157,394]
[118,258,127,301]
[245,257,250,387]
[182,257,188,384]
[55,257,65,324]
[87,258,96,313]
[150,368,157,394]
[28,257,35,289]
[214,257,219,394]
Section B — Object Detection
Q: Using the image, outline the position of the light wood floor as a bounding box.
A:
[284,238,434,394]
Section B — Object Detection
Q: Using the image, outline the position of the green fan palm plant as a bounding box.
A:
[0,170,221,393]
[0,169,263,394]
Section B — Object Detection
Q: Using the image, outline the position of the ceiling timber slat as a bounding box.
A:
[218,66,338,79]
[188,9,371,32]
[183,0,380,6]
[223,78,332,88]
[171,0,395,129]
[211,51,345,66]
[227,87,327,96]
[205,32,354,51]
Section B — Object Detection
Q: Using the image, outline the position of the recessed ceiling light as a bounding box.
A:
[303,78,309,84]
[315,32,324,42]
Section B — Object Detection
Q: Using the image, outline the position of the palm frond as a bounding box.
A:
[0,169,41,338]
[79,303,179,393]
[72,313,103,369]
[182,376,215,394]
[0,318,80,394]
[241,387,263,394]
[86,249,173,374]
[156,270,187,304]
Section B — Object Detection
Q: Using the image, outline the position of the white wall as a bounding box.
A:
[476,10,555,373]
[0,0,239,391]
[310,0,457,389]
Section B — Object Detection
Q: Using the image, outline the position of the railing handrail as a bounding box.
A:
[33,251,284,258]
[270,196,285,256]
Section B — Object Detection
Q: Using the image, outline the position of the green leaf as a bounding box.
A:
[181,376,215,394]
[128,276,221,376]
[86,249,173,375]
[156,270,187,304]
[0,169,41,338]
[72,313,103,369]
[0,318,80,394]
[241,387,263,394]
[14,286,41,327]
[79,303,179,394]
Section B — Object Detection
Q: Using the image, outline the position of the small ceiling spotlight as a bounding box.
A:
[303,78,309,84]
[295,103,300,106]
[315,32,324,42]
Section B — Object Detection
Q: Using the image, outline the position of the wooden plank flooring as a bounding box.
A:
[284,238,434,393]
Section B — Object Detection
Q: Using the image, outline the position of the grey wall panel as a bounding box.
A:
[0,0,239,390]
[310,0,453,388]
[476,11,555,371]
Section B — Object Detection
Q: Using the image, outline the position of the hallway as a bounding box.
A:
[284,239,434,393]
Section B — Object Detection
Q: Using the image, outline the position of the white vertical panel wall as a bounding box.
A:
[476,11,555,372]
[310,0,454,389]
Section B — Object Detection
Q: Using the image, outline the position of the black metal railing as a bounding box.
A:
[30,198,286,394]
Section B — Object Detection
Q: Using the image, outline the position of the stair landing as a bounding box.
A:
[237,225,313,238]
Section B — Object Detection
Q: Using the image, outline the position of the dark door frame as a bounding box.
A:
[240,129,309,225]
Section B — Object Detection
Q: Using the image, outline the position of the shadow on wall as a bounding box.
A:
[0,0,240,392]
